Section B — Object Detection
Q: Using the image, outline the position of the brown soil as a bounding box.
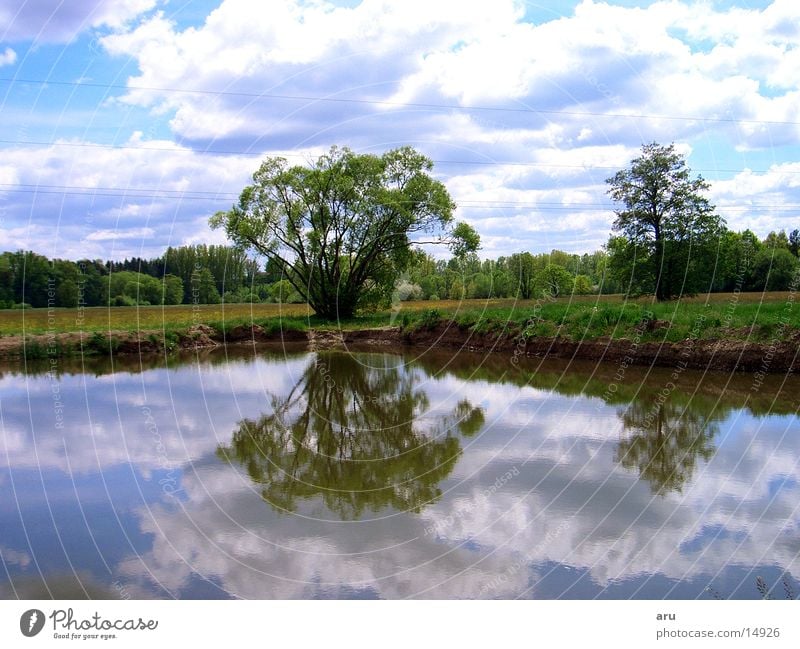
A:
[1,322,797,373]
[396,322,800,373]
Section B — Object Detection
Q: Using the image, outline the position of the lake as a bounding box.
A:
[1,346,798,599]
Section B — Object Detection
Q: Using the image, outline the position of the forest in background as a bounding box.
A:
[0,227,798,310]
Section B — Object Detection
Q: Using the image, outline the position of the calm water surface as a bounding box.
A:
[1,347,798,599]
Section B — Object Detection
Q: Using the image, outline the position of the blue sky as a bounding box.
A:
[1,0,799,261]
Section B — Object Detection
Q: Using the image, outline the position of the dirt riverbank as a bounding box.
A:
[1,320,798,374]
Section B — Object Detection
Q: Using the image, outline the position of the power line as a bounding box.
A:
[1,182,798,212]
[0,182,236,198]
[1,136,799,177]
[3,76,799,126]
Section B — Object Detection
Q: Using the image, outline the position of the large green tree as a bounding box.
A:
[211,145,479,319]
[606,142,724,300]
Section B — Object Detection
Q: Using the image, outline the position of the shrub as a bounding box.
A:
[24,339,47,359]
[417,308,442,330]
[111,294,137,307]
[87,332,107,354]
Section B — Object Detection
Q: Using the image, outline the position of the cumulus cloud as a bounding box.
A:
[100,0,800,148]
[0,135,265,259]
[3,1,800,258]
[83,0,800,256]
[0,0,156,43]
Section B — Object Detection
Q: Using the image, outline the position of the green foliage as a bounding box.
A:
[162,274,184,305]
[790,229,800,257]
[606,142,724,300]
[87,332,108,354]
[80,333,118,355]
[163,244,259,302]
[164,331,179,350]
[572,274,594,295]
[211,145,472,319]
[447,279,465,300]
[416,308,442,330]
[217,353,479,518]
[268,279,303,304]
[108,271,165,305]
[56,279,79,308]
[749,248,799,291]
[450,221,481,258]
[23,339,47,359]
[507,252,536,299]
[532,264,573,298]
[191,268,221,304]
[111,294,137,307]
[393,278,423,301]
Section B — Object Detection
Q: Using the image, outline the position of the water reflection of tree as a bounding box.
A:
[217,352,484,518]
[615,400,718,494]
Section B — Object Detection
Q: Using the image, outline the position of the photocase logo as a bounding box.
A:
[20,609,45,637]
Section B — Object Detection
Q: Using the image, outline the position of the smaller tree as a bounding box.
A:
[507,252,536,299]
[606,142,723,300]
[269,279,302,304]
[749,248,799,291]
[763,230,790,251]
[162,274,184,305]
[572,274,594,295]
[192,268,221,304]
[789,229,800,257]
[532,264,573,298]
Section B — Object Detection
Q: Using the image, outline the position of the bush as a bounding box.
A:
[417,308,442,330]
[24,339,47,359]
[111,294,137,307]
[87,332,107,354]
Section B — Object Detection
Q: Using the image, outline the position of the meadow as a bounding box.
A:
[1,291,797,343]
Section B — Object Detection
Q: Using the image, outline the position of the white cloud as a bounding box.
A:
[0,47,16,66]
[85,226,155,241]
[3,1,800,258]
[101,0,800,147]
[0,0,156,43]
[0,136,261,258]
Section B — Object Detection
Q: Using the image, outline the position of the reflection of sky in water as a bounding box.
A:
[1,349,799,599]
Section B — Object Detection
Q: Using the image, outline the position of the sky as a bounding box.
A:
[0,0,799,261]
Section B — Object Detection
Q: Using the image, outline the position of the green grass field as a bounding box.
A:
[0,292,797,342]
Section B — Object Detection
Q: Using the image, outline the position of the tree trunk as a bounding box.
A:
[311,296,357,320]
[653,223,666,301]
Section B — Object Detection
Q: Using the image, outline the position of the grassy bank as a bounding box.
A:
[0,292,797,361]
[398,291,800,343]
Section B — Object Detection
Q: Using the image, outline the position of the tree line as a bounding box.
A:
[0,245,262,309]
[2,224,797,311]
[3,143,799,311]
[392,224,799,303]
